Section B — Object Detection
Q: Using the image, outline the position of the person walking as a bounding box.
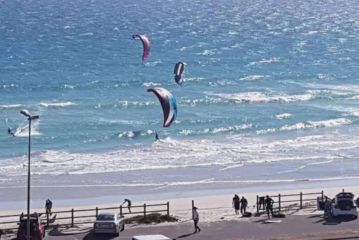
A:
[265,195,274,218]
[240,196,248,214]
[122,199,132,213]
[192,206,201,233]
[232,194,240,215]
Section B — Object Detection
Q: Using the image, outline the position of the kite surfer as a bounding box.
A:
[7,128,15,137]
[155,131,160,141]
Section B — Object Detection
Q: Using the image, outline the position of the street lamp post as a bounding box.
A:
[20,109,39,240]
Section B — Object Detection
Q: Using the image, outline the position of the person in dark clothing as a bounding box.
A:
[240,197,248,214]
[122,199,132,213]
[192,206,201,233]
[259,196,266,210]
[45,199,53,215]
[265,195,274,218]
[155,131,159,141]
[7,128,15,137]
[232,194,240,215]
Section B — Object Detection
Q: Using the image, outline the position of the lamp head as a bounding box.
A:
[20,109,39,120]
[20,109,31,118]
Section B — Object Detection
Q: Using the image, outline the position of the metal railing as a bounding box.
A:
[256,191,324,214]
[0,202,170,231]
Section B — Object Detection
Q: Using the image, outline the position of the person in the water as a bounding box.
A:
[7,128,15,137]
[155,131,159,141]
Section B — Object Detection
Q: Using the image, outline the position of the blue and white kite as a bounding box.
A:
[147,87,177,127]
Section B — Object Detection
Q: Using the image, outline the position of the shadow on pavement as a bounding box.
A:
[47,225,91,237]
[83,231,119,240]
[173,232,197,240]
[309,214,357,225]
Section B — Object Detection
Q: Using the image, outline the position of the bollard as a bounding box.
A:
[96,207,98,218]
[71,209,74,227]
[278,194,281,212]
[167,201,170,217]
[120,205,123,217]
[300,192,303,209]
[256,195,259,214]
[144,204,146,217]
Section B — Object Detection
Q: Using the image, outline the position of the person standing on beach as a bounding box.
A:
[240,196,248,214]
[45,199,53,215]
[122,199,132,213]
[265,195,274,218]
[192,206,201,233]
[232,194,240,215]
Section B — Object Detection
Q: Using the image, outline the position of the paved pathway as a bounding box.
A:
[44,214,359,240]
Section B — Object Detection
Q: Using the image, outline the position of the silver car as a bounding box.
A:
[94,212,125,235]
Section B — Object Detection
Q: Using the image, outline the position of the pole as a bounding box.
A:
[26,118,31,240]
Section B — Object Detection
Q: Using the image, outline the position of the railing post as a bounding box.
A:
[321,190,324,201]
[167,201,170,216]
[120,205,123,217]
[300,192,303,209]
[256,195,259,214]
[96,207,98,218]
[144,204,146,217]
[278,194,281,212]
[71,208,74,227]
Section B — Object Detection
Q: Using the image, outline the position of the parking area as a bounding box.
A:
[43,214,359,240]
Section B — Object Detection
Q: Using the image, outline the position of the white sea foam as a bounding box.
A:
[115,100,155,108]
[40,101,75,108]
[212,92,315,104]
[144,60,161,67]
[248,57,280,65]
[280,118,351,131]
[179,124,252,136]
[0,104,22,109]
[196,49,216,56]
[79,32,94,37]
[142,82,161,87]
[118,131,135,138]
[180,97,225,106]
[240,75,268,81]
[275,113,293,120]
[184,77,205,82]
[1,129,359,182]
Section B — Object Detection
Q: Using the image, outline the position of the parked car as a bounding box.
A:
[331,192,358,219]
[17,213,46,240]
[132,235,171,240]
[93,212,125,236]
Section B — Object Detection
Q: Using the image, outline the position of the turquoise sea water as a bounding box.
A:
[1,0,359,201]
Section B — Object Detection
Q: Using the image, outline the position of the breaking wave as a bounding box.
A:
[212,92,315,104]
[40,101,75,108]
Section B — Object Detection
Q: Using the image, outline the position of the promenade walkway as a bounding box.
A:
[41,214,359,240]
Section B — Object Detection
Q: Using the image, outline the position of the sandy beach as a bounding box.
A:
[2,184,359,239]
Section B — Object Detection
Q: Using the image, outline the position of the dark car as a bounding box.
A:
[17,213,45,240]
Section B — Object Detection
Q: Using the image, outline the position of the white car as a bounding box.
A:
[93,212,125,235]
[331,192,358,219]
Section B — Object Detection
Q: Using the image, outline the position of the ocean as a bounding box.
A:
[1,0,359,208]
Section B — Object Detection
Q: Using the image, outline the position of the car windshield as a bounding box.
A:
[97,214,114,221]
